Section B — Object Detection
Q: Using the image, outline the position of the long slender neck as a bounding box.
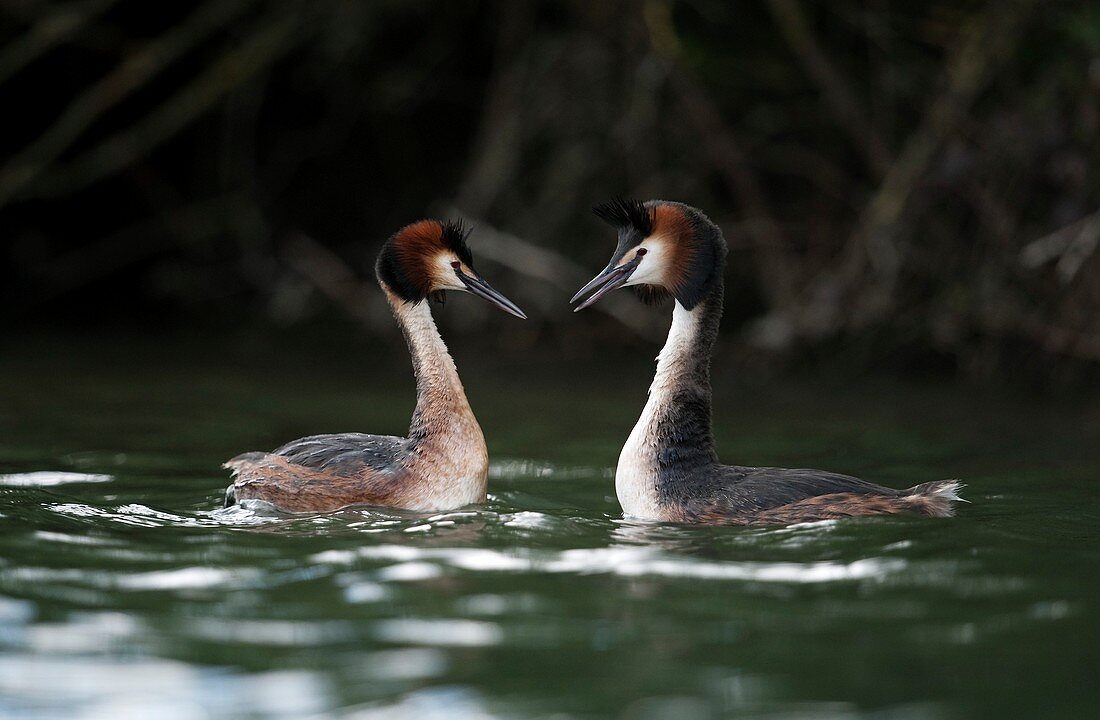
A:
[650,285,722,472]
[382,288,488,510]
[616,281,723,517]
[387,293,479,445]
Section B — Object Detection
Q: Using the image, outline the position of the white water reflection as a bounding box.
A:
[488,460,608,480]
[373,619,504,647]
[337,686,510,720]
[357,648,448,681]
[0,657,331,720]
[312,544,906,583]
[26,612,142,654]
[0,472,112,487]
[47,501,282,528]
[0,565,259,592]
[186,617,356,647]
[117,567,257,591]
[501,511,555,529]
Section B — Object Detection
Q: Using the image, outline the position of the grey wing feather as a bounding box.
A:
[700,465,901,512]
[271,433,408,475]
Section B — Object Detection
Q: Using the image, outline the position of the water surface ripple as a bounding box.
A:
[2,363,1098,719]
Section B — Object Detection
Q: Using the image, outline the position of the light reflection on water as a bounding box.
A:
[0,471,114,487]
[2,386,1099,719]
[310,542,908,583]
[0,657,333,720]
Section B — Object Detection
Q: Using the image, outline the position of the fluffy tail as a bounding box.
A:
[223,451,266,475]
[903,480,966,517]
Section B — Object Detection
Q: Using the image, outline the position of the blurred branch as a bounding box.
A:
[646,1,799,314]
[14,200,224,310]
[453,2,533,217]
[963,180,1017,250]
[827,0,1038,326]
[670,70,798,313]
[281,234,390,332]
[1012,317,1100,363]
[0,0,256,208]
[25,11,302,201]
[767,0,891,177]
[0,0,121,86]
[1020,209,1100,284]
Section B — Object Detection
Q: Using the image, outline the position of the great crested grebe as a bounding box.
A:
[571,198,964,525]
[223,219,526,513]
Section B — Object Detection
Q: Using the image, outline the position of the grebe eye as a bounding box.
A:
[451,261,461,269]
[637,248,647,256]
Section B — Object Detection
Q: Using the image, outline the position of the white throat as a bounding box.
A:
[615,301,699,520]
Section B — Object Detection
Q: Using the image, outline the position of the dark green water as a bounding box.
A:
[1,332,1098,719]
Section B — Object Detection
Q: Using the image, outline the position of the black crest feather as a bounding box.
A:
[593,197,653,236]
[440,219,475,268]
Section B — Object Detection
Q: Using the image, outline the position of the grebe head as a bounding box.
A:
[570,199,726,311]
[376,219,526,318]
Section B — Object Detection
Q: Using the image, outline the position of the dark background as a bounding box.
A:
[3,0,1098,386]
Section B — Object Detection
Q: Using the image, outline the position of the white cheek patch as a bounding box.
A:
[622,238,669,287]
[432,254,467,291]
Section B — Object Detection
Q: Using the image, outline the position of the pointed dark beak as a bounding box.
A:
[455,269,527,319]
[569,255,642,311]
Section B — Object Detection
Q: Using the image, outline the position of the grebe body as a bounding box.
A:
[573,199,963,526]
[224,220,525,513]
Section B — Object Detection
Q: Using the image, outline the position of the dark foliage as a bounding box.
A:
[1,0,1098,382]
